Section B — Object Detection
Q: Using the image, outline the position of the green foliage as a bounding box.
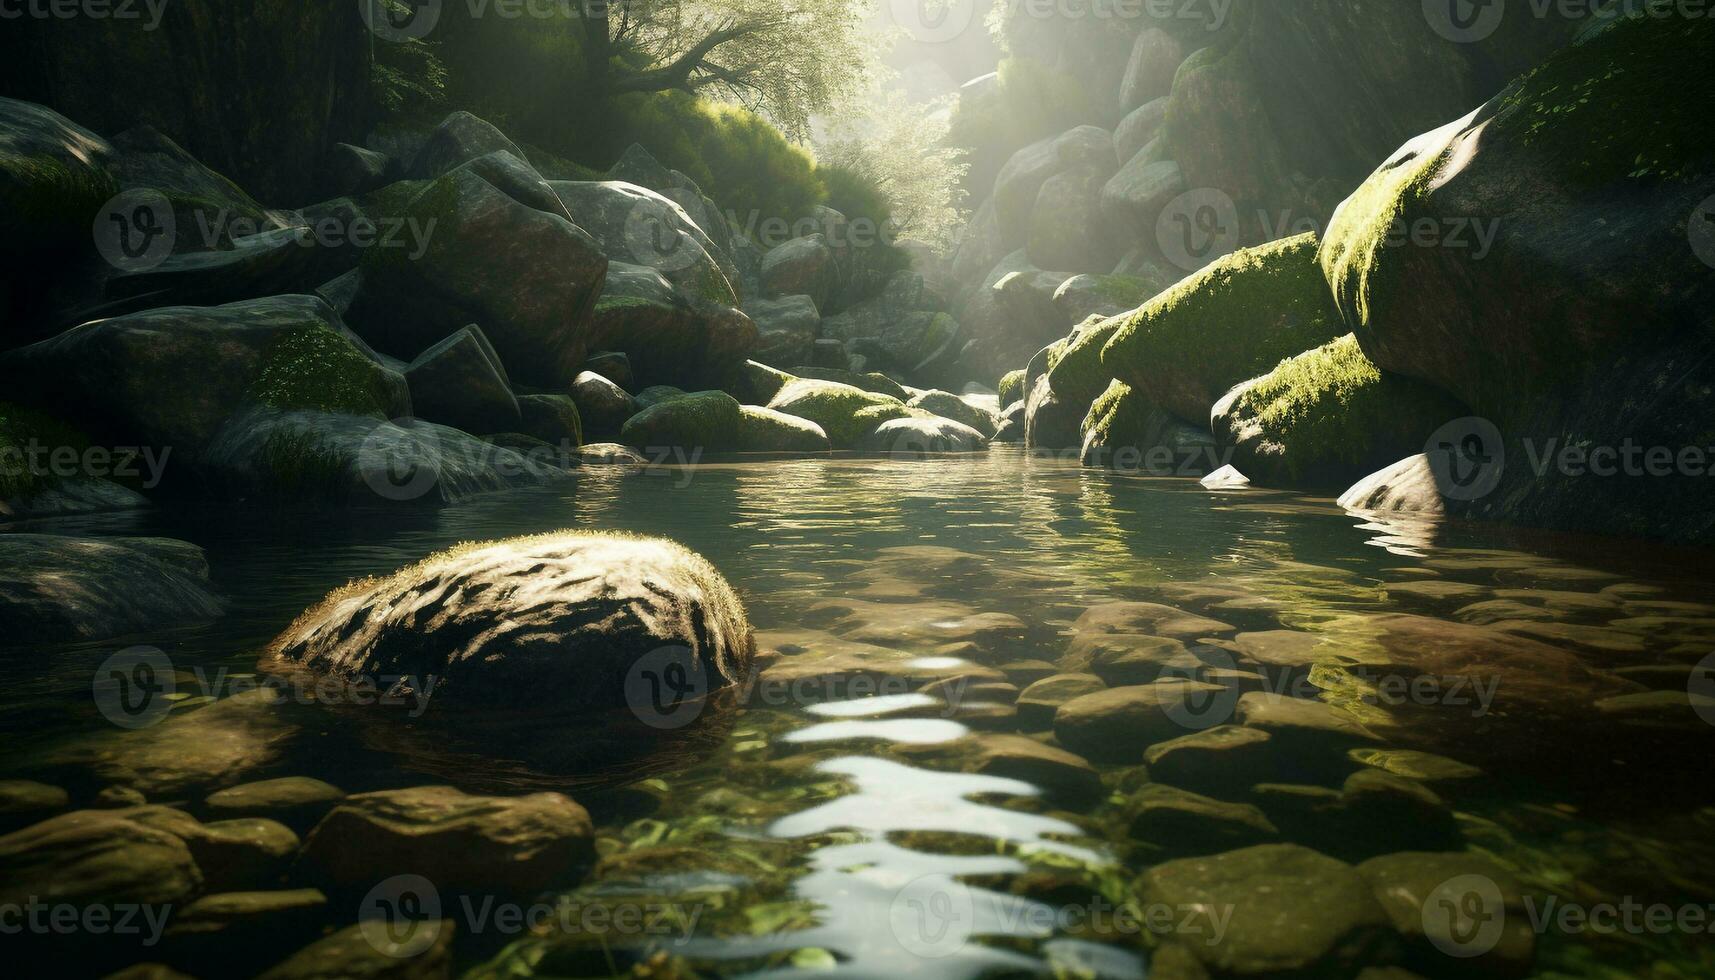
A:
[0,402,88,499]
[618,91,824,234]
[369,1,447,118]
[820,164,894,239]
[1498,15,1713,186]
[249,326,396,418]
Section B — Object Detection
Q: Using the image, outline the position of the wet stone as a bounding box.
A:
[1015,673,1106,731]
[1357,851,1536,976]
[1054,679,1233,763]
[1138,844,1394,977]
[0,779,69,833]
[204,776,347,833]
[1143,726,1277,798]
[255,921,454,980]
[1126,783,1278,857]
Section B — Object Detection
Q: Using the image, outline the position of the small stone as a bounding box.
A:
[94,786,148,808]
[205,777,346,833]
[1143,726,1276,798]
[1126,784,1277,856]
[299,785,594,894]
[0,780,70,832]
[255,920,454,980]
[1016,673,1106,730]
[1199,465,1251,489]
[1054,680,1233,763]
[1087,635,1204,686]
[163,889,329,966]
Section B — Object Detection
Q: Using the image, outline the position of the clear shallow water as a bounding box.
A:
[6,447,1715,978]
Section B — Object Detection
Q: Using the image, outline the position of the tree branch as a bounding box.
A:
[608,20,772,95]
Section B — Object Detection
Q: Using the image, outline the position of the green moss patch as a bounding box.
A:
[1219,334,1465,486]
[997,369,1025,407]
[249,326,396,418]
[618,390,744,452]
[1102,232,1344,423]
[766,379,909,448]
[1046,315,1126,410]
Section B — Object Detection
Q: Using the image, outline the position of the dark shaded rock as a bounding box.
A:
[354,169,606,387]
[0,779,70,833]
[583,351,633,389]
[204,777,345,834]
[0,534,222,643]
[569,370,637,441]
[404,325,521,435]
[760,234,837,309]
[162,889,329,971]
[1053,680,1231,762]
[517,394,582,448]
[1015,673,1106,731]
[1126,784,1278,856]
[255,920,453,980]
[619,390,744,452]
[408,111,525,181]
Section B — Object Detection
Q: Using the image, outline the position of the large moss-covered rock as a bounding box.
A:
[0,534,222,643]
[906,390,998,438]
[618,390,744,452]
[0,295,406,457]
[1102,232,1345,425]
[264,532,755,710]
[354,169,607,387]
[1319,17,1715,542]
[766,378,910,449]
[1211,334,1466,487]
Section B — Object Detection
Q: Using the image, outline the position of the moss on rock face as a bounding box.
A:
[248,326,398,418]
[765,379,910,449]
[997,369,1026,407]
[1045,314,1126,412]
[618,390,744,452]
[1081,380,1219,472]
[1211,335,1466,488]
[1102,232,1344,425]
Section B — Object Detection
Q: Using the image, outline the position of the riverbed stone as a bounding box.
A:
[162,889,329,969]
[264,532,755,711]
[1357,851,1536,975]
[1016,673,1107,731]
[1138,844,1393,976]
[204,777,346,833]
[1080,635,1203,686]
[0,780,70,833]
[1236,693,1381,754]
[255,920,454,980]
[803,597,1027,659]
[1127,784,1278,856]
[0,807,204,910]
[1053,680,1232,762]
[1142,726,1276,799]
[299,785,594,894]
[766,378,910,448]
[1067,602,1233,642]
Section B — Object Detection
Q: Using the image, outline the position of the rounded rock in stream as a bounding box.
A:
[263,532,755,711]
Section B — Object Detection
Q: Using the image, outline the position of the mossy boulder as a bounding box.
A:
[759,234,838,309]
[551,179,740,308]
[857,416,988,456]
[265,532,755,711]
[906,390,998,438]
[353,169,607,387]
[997,369,1025,407]
[787,367,910,402]
[1211,335,1467,487]
[0,295,407,457]
[1082,380,1219,473]
[0,96,117,247]
[765,379,910,449]
[618,390,744,452]
[1102,232,1345,426]
[1319,16,1715,542]
[736,405,830,453]
[518,394,583,448]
